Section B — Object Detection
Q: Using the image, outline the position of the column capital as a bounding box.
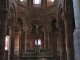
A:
[61,12,73,28]
[47,24,52,32]
[42,27,47,32]
[61,12,73,21]
[42,26,52,33]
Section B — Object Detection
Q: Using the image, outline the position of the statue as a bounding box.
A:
[33,19,41,35]
[33,19,41,45]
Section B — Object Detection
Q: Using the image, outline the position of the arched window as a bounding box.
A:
[33,0,41,4]
[51,0,54,2]
[35,39,41,45]
[5,36,9,50]
[33,0,41,7]
[20,0,23,1]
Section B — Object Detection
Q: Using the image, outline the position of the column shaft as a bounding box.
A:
[52,32,57,60]
[44,32,48,49]
[8,25,15,60]
[48,32,50,49]
[65,20,74,60]
[73,0,80,60]
[59,26,66,60]
[0,20,6,60]
[73,0,80,28]
[25,32,30,50]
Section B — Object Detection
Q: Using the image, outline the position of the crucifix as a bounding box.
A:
[33,19,41,45]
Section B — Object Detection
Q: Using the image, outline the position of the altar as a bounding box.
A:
[22,46,53,60]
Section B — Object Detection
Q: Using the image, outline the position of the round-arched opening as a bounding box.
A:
[35,39,42,46]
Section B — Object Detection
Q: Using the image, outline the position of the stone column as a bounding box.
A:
[29,0,32,8]
[25,31,30,50]
[19,31,22,60]
[44,31,48,49]
[64,18,74,60]
[59,22,67,60]
[73,0,80,60]
[73,0,80,29]
[52,32,57,60]
[8,25,15,60]
[47,32,50,49]
[42,0,47,7]
[49,32,53,52]
[24,25,32,50]
[47,25,52,49]
[0,13,7,60]
[21,31,25,52]
[52,32,55,52]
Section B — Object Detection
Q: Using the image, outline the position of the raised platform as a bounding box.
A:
[22,50,53,60]
[22,46,53,60]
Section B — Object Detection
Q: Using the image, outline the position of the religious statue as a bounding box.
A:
[33,19,41,35]
[33,18,41,54]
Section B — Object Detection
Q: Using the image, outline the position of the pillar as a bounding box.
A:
[8,25,15,60]
[24,25,32,50]
[73,0,80,60]
[52,31,57,60]
[0,13,7,60]
[59,21,67,60]
[28,0,32,8]
[64,18,74,60]
[49,32,53,52]
[21,31,25,52]
[47,25,52,50]
[47,32,50,49]
[44,31,48,49]
[25,31,30,50]
[42,0,47,7]
[19,31,22,60]
[73,0,80,29]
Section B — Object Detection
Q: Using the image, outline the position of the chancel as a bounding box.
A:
[0,0,80,60]
[22,18,53,60]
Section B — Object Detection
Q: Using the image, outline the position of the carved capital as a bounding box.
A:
[61,12,73,23]
[46,25,52,32]
[42,27,47,33]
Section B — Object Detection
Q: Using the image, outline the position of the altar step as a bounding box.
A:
[22,49,53,60]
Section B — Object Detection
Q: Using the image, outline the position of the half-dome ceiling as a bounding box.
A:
[19,0,55,7]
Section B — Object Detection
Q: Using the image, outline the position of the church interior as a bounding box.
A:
[0,0,80,60]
